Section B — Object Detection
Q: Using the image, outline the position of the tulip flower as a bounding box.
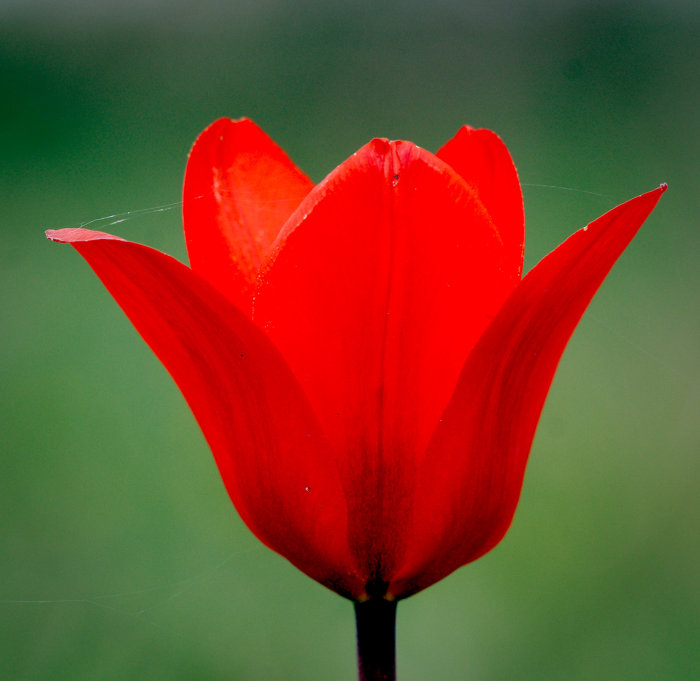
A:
[47,118,665,681]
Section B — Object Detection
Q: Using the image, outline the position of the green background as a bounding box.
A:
[2,1,698,679]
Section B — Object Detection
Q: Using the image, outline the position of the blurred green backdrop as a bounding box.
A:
[2,1,698,679]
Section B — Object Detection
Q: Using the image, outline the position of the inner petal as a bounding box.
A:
[254,139,518,581]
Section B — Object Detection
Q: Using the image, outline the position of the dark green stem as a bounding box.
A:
[354,598,398,681]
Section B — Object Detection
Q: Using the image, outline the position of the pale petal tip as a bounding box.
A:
[45,228,125,243]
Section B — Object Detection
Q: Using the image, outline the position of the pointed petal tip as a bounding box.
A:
[45,228,125,244]
[203,115,253,129]
[202,116,262,135]
[631,181,668,206]
[574,184,666,237]
[188,117,259,154]
[638,182,667,198]
[365,137,391,153]
[366,137,425,153]
[450,123,501,140]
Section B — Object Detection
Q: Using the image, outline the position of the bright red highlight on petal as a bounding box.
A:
[47,119,665,602]
[183,117,314,314]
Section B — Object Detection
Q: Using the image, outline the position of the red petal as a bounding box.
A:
[437,126,525,278]
[391,185,666,597]
[183,118,314,312]
[255,140,518,586]
[45,227,362,598]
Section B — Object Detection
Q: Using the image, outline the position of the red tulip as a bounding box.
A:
[48,118,664,679]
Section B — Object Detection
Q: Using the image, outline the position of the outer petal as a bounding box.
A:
[391,185,666,598]
[183,118,314,312]
[46,227,362,598]
[437,126,525,278]
[255,140,518,590]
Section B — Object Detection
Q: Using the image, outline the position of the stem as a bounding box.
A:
[354,598,398,681]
